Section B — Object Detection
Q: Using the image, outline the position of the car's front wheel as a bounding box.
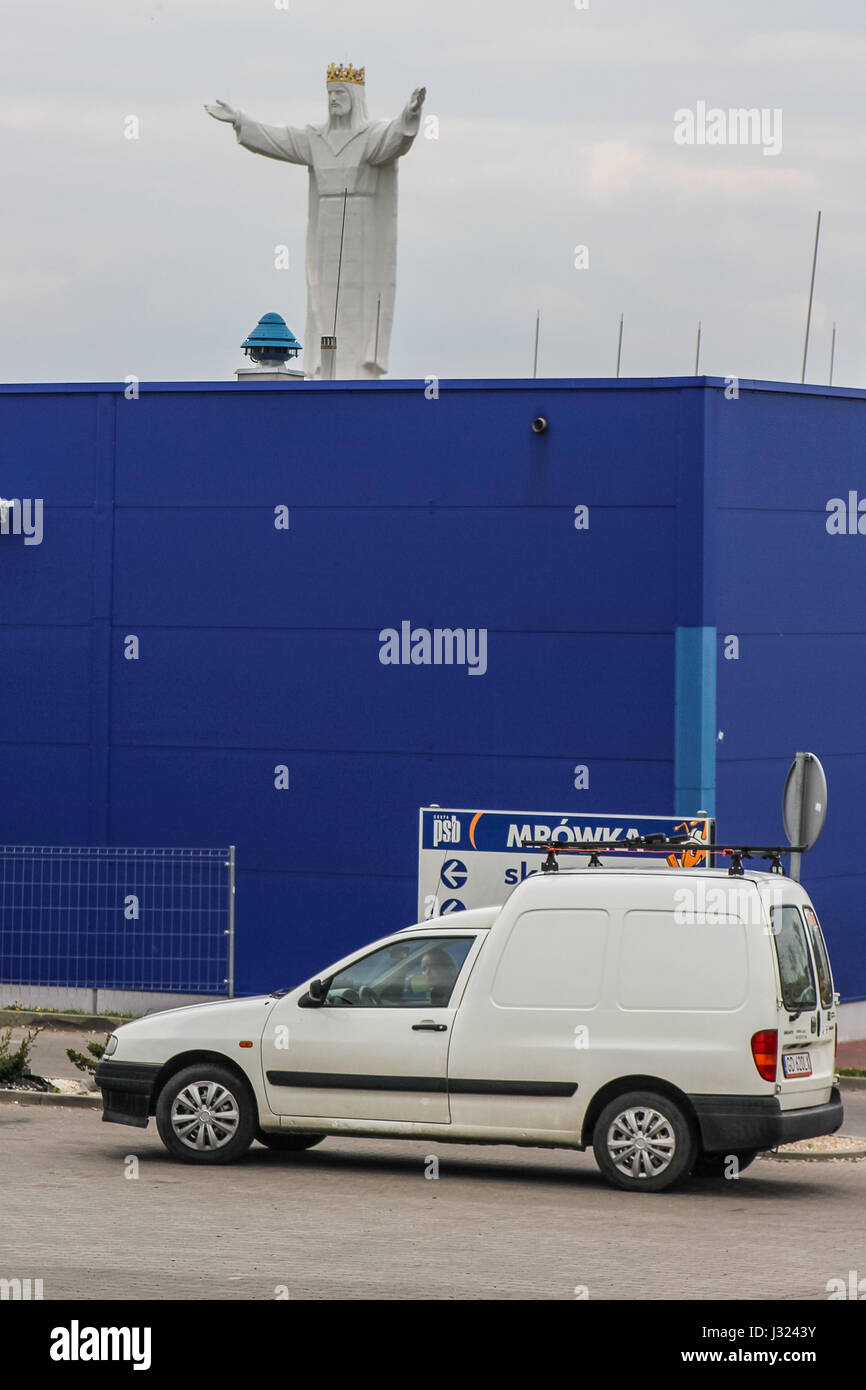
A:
[156,1064,257,1164]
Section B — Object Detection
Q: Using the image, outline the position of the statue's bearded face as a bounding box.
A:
[327,85,352,116]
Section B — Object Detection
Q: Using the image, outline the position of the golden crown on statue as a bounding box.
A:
[326,62,365,85]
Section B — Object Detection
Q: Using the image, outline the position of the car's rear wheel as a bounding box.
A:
[692,1149,759,1178]
[257,1130,324,1152]
[592,1090,697,1193]
[156,1064,256,1164]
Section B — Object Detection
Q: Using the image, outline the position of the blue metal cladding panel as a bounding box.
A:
[711,384,866,1002]
[0,628,91,745]
[717,635,866,760]
[0,392,101,504]
[0,748,91,843]
[709,385,865,511]
[111,383,684,508]
[111,506,675,631]
[109,631,672,761]
[0,515,95,625]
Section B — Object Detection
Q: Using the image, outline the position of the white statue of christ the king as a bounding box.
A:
[206,64,425,379]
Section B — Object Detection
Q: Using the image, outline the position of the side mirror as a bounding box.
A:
[298,976,330,1008]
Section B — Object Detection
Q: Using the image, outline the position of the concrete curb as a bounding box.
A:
[0,1087,102,1109]
[839,1074,866,1090]
[0,1010,125,1032]
[760,1147,866,1162]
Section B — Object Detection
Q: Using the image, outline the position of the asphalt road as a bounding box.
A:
[1,1094,864,1301]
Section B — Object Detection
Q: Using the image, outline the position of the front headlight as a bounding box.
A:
[103,1034,118,1057]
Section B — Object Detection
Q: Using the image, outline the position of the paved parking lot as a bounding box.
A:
[1,1093,864,1301]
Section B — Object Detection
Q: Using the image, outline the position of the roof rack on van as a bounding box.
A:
[716,845,806,876]
[523,835,807,877]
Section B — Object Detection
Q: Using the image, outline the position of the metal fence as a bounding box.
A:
[0,846,235,995]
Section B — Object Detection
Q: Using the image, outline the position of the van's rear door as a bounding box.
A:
[769,901,836,1107]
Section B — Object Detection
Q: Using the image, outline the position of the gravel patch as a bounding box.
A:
[759,1134,866,1162]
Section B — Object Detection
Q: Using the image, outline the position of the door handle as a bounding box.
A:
[412,1021,447,1032]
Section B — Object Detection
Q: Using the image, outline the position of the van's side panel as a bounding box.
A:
[447,871,780,1140]
[447,876,615,1134]
[607,876,777,1098]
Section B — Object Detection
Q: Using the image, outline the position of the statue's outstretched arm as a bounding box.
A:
[366,87,426,167]
[205,99,312,165]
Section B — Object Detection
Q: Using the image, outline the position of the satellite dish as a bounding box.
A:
[783,752,827,851]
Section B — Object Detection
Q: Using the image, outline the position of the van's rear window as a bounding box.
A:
[770,906,817,1012]
[803,905,834,1009]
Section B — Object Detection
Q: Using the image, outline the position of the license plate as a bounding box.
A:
[783,1052,812,1077]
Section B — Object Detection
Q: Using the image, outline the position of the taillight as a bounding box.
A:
[751,1029,778,1082]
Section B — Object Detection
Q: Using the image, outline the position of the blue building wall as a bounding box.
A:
[709,382,866,1006]
[0,377,863,1000]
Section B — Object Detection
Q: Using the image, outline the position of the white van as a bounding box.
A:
[96,866,843,1192]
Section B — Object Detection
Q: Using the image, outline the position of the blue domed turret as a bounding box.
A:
[241,312,302,366]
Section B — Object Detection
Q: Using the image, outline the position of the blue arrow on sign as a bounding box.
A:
[439,898,466,914]
[440,858,468,890]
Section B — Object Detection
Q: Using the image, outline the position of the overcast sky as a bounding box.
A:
[3,0,864,386]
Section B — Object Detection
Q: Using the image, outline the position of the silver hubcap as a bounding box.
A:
[607,1106,676,1179]
[171,1080,240,1151]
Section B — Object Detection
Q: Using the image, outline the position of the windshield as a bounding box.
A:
[770,905,817,1012]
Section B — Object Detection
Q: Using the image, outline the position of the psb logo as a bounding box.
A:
[433,814,461,848]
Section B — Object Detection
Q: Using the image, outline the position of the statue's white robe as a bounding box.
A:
[234,106,420,378]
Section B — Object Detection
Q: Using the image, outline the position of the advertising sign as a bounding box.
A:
[418,807,715,919]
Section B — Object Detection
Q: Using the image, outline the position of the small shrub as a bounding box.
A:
[0,1025,44,1084]
[66,1036,110,1076]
